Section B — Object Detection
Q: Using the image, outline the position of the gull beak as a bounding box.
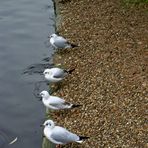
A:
[37,93,42,101]
[47,33,52,38]
[38,97,42,101]
[40,124,44,127]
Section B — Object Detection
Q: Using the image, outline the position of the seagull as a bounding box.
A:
[42,120,89,146]
[40,90,81,110]
[43,67,75,83]
[49,33,78,49]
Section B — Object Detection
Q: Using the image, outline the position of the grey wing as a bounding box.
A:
[53,69,65,78]
[51,127,79,144]
[50,99,71,109]
[54,37,68,48]
[49,96,65,106]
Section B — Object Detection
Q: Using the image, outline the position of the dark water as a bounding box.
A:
[0,0,55,147]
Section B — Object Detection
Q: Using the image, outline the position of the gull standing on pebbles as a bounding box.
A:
[49,33,78,49]
[42,120,89,146]
[43,67,75,83]
[40,90,81,110]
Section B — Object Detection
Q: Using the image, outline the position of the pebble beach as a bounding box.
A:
[49,0,148,147]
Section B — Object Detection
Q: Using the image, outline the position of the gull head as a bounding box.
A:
[43,69,52,76]
[40,90,49,99]
[50,33,57,38]
[43,120,55,129]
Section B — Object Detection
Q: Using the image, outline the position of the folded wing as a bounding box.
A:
[51,127,79,144]
[54,37,68,48]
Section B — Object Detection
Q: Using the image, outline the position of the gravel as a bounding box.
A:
[48,0,148,147]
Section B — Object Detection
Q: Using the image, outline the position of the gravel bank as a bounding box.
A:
[50,0,148,147]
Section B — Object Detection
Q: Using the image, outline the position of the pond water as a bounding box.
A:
[0,0,55,147]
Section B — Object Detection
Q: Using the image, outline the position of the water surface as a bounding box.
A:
[0,0,55,147]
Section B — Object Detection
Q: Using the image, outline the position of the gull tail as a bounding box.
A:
[71,104,82,108]
[64,68,75,74]
[76,136,89,143]
[70,43,79,48]
[59,0,71,4]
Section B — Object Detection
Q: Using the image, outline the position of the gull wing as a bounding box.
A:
[53,37,69,48]
[51,126,79,144]
[49,96,65,106]
[52,69,65,78]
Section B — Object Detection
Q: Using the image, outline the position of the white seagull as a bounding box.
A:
[40,90,81,110]
[43,67,75,83]
[42,120,89,146]
[49,33,78,49]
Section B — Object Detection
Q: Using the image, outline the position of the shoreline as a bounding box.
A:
[42,0,59,148]
[45,0,147,147]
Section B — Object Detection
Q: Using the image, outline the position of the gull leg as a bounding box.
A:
[47,109,61,117]
[54,112,61,117]
[56,49,63,54]
[50,83,55,94]
[53,82,62,92]
[48,82,62,94]
[56,144,61,148]
[50,83,55,89]
[46,82,50,86]
[57,82,62,90]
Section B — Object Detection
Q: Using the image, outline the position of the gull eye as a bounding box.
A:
[45,72,50,75]
[46,123,48,126]
[48,123,52,126]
